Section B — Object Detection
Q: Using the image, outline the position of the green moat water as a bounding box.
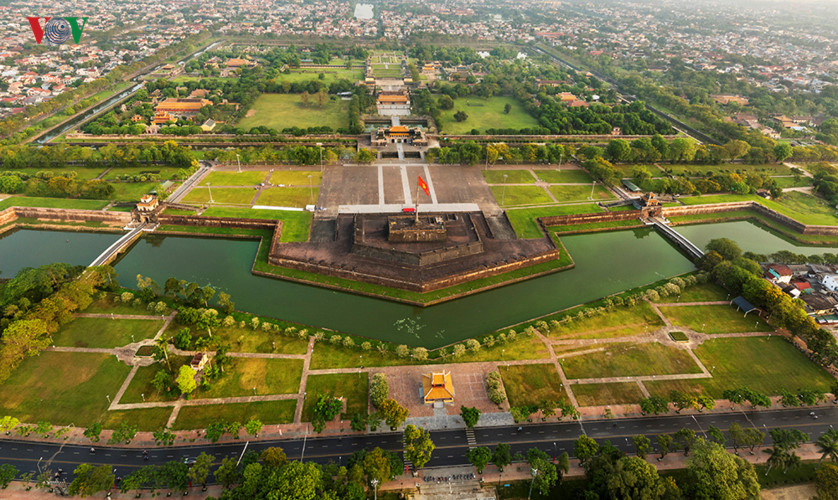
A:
[2,220,825,347]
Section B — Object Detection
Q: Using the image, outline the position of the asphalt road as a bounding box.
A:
[2,406,836,484]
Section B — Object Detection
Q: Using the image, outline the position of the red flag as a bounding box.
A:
[418,175,430,197]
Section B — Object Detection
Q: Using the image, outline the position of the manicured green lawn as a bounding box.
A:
[452,336,550,363]
[53,318,163,348]
[549,219,642,234]
[200,208,312,242]
[680,192,838,226]
[0,196,110,210]
[102,408,173,432]
[2,167,104,180]
[172,400,297,430]
[84,295,168,315]
[534,169,594,183]
[658,305,773,334]
[237,94,349,131]
[572,382,644,406]
[202,171,269,186]
[103,166,185,181]
[109,182,158,201]
[0,352,132,426]
[301,373,369,421]
[506,204,603,239]
[198,358,303,398]
[274,69,363,84]
[310,343,411,369]
[662,163,792,177]
[483,170,537,184]
[270,171,323,186]
[548,185,615,203]
[257,187,319,208]
[490,186,553,207]
[679,194,756,206]
[439,97,538,134]
[653,283,730,303]
[499,364,569,407]
[771,176,812,188]
[182,187,256,205]
[210,325,309,355]
[560,343,702,379]
[547,301,663,339]
[644,337,835,398]
[121,356,190,404]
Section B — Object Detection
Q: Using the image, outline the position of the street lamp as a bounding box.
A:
[527,468,538,500]
[501,174,509,206]
[236,154,241,173]
[105,394,110,404]
[589,180,596,200]
[207,182,213,204]
[371,478,379,500]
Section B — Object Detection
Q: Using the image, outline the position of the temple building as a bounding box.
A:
[422,371,455,405]
[370,125,427,146]
[154,98,212,119]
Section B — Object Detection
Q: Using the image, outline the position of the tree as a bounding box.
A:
[312,394,343,432]
[460,406,481,429]
[378,399,408,430]
[260,447,288,468]
[639,396,669,415]
[774,143,793,163]
[744,428,765,453]
[633,435,651,459]
[272,461,321,500]
[817,429,838,465]
[657,434,673,459]
[674,428,697,455]
[686,438,760,500]
[724,140,751,160]
[362,447,392,483]
[153,426,175,446]
[605,139,631,162]
[453,110,468,122]
[706,238,742,261]
[83,423,102,442]
[108,422,138,444]
[369,373,389,408]
[214,457,239,489]
[708,425,726,446]
[492,443,512,471]
[404,425,434,470]
[0,464,16,489]
[68,464,114,497]
[504,103,511,114]
[529,457,559,496]
[188,452,214,489]
[816,463,838,500]
[467,446,492,473]
[606,456,665,499]
[245,418,263,437]
[176,365,197,396]
[574,435,599,466]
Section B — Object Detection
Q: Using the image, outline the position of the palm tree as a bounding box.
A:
[763,446,785,476]
[153,335,171,370]
[816,429,838,466]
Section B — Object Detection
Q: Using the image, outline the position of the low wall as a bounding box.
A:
[539,209,642,227]
[12,206,132,225]
[157,214,277,230]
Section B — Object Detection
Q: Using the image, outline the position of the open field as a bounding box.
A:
[270,171,323,186]
[2,167,104,180]
[209,325,309,355]
[771,176,812,188]
[52,318,163,348]
[506,204,603,238]
[439,97,538,134]
[559,342,702,379]
[548,185,615,203]
[680,192,838,226]
[172,400,296,430]
[257,187,319,208]
[0,197,110,210]
[653,283,729,303]
[533,169,594,183]
[658,304,773,333]
[199,208,312,241]
[103,166,185,181]
[490,185,553,207]
[572,382,644,406]
[499,364,569,407]
[274,69,363,84]
[109,182,158,201]
[182,187,256,205]
[483,170,537,184]
[644,337,835,398]
[102,407,173,431]
[547,301,663,339]
[660,163,793,177]
[198,358,303,398]
[202,171,269,186]
[121,356,190,404]
[301,373,369,421]
[237,94,349,131]
[0,352,132,426]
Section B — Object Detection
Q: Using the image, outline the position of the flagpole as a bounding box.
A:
[415,181,420,224]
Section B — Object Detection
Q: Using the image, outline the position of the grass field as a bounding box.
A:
[274,69,363,84]
[2,167,104,180]
[547,301,664,339]
[0,352,132,426]
[270,171,323,186]
[533,169,594,183]
[121,356,190,404]
[103,166,185,181]
[301,373,369,421]
[198,358,303,398]
[483,170,537,184]
[490,186,553,207]
[548,185,615,203]
[102,407,173,432]
[560,343,702,379]
[52,318,163,348]
[661,163,792,177]
[202,171,269,186]
[182,187,256,205]
[771,176,812,188]
[439,97,538,134]
[0,197,110,210]
[84,295,168,315]
[237,94,349,131]
[644,337,835,398]
[658,305,773,334]
[257,187,319,208]
[654,283,729,303]
[200,208,312,242]
[499,364,569,408]
[109,182,158,201]
[506,204,604,238]
[572,382,644,406]
[172,400,296,430]
[210,325,309,355]
[680,192,838,226]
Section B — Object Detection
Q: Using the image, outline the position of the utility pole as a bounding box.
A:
[528,468,538,500]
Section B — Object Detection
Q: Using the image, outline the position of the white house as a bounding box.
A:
[821,273,838,292]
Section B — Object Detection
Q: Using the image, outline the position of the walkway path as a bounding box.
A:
[293,337,316,424]
[533,329,579,408]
